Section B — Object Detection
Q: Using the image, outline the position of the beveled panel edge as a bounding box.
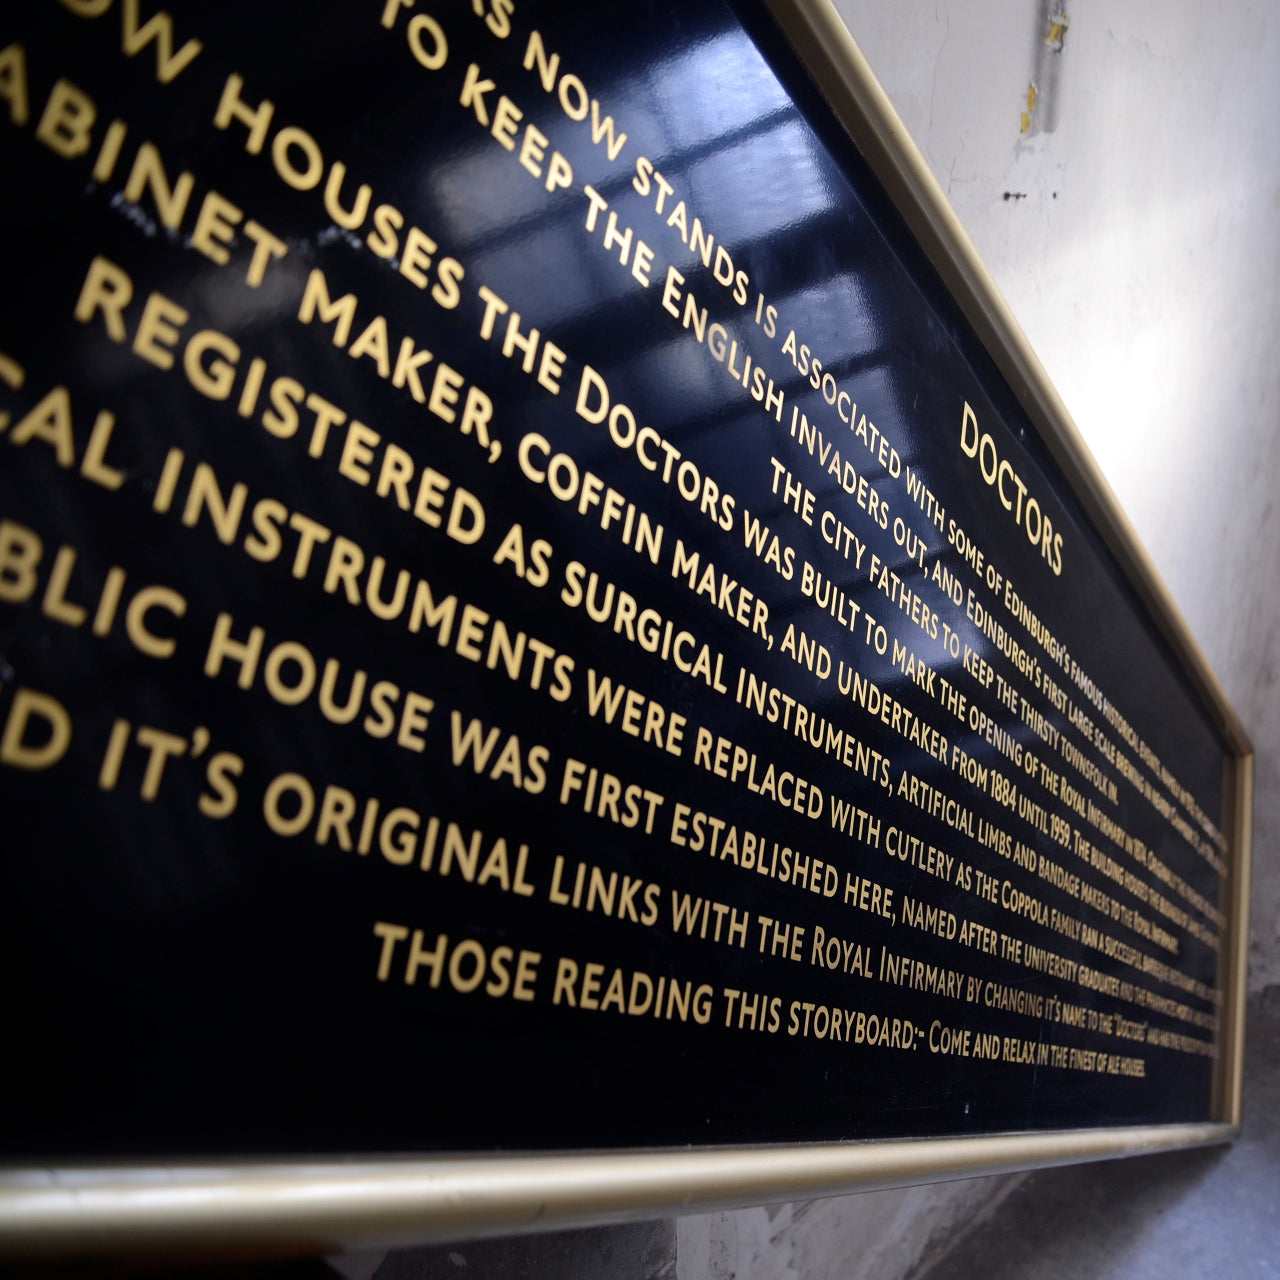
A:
[1217,751,1254,1126]
[0,1123,1238,1259]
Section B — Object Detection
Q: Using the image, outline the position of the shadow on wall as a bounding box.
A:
[329,1218,676,1280]
[913,986,1280,1280]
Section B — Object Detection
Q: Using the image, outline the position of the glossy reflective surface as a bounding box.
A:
[0,0,1229,1157]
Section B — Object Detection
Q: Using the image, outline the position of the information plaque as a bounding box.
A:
[0,0,1252,1256]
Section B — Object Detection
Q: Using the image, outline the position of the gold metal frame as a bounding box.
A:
[0,1122,1242,1258]
[0,0,1252,1259]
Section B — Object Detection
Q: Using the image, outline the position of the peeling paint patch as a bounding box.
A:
[1019,82,1039,134]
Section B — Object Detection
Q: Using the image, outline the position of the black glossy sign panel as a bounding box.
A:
[0,0,1230,1159]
